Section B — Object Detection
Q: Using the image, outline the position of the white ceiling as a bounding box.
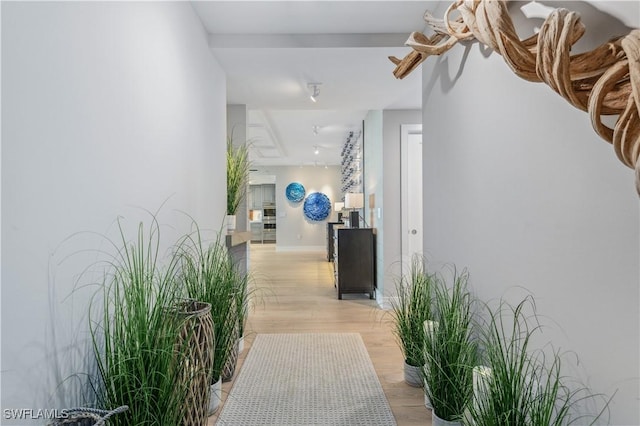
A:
[191,0,639,167]
[191,0,432,166]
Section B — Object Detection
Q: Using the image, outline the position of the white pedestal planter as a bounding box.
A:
[432,412,462,426]
[208,377,222,415]
[404,361,422,387]
[226,215,236,232]
[473,365,492,413]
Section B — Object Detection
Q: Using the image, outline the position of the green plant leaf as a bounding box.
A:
[227,136,251,215]
[89,217,193,425]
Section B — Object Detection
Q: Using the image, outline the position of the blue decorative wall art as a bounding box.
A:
[285,182,306,203]
[303,192,331,221]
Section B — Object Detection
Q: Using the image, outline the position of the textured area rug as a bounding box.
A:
[215,333,397,425]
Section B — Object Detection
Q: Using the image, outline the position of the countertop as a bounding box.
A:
[225,231,251,248]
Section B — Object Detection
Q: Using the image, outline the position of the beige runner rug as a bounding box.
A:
[216,333,397,425]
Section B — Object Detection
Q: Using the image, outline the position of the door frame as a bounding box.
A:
[400,124,423,264]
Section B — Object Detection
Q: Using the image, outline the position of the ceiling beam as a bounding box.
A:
[209,33,410,49]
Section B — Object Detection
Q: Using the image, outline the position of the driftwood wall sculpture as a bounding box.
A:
[390,0,640,195]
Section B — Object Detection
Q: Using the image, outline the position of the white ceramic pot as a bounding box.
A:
[473,365,492,413]
[226,215,237,232]
[208,377,222,415]
[403,360,422,387]
[432,411,462,426]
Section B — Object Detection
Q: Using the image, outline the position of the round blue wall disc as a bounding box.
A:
[303,192,331,221]
[285,182,306,203]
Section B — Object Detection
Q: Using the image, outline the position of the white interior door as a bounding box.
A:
[401,124,423,264]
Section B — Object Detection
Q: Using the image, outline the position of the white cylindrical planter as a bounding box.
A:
[208,377,222,415]
[432,412,462,426]
[226,214,237,232]
[404,361,422,387]
[473,365,492,413]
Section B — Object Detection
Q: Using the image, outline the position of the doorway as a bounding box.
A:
[400,124,423,264]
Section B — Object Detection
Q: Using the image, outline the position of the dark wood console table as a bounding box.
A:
[333,227,375,299]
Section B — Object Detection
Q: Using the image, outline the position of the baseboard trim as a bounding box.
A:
[378,295,397,310]
[276,245,325,252]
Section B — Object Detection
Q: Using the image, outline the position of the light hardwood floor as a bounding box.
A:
[208,243,429,425]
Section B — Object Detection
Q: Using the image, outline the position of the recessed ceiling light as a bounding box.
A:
[314,146,320,155]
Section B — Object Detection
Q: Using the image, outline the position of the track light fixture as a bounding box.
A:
[312,125,320,136]
[314,145,320,155]
[308,83,321,102]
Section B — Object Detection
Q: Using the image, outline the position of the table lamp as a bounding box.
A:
[334,202,345,222]
[344,192,363,228]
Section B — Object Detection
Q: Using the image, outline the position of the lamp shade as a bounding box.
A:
[334,202,344,212]
[344,192,363,209]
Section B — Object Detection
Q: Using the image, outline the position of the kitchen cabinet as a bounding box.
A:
[262,184,276,204]
[249,184,275,208]
[250,222,263,243]
[249,185,263,210]
[249,184,277,244]
[262,227,276,242]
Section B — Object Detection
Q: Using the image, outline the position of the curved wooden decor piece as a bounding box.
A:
[390,0,640,195]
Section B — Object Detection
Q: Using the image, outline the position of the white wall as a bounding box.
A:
[364,109,422,306]
[1,1,227,419]
[227,104,248,231]
[421,2,639,424]
[382,110,422,300]
[252,166,341,251]
[363,111,384,301]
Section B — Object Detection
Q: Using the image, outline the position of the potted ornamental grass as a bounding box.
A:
[178,226,241,414]
[389,255,436,387]
[226,136,251,232]
[89,218,194,426]
[422,267,478,426]
[468,296,610,426]
[233,264,254,353]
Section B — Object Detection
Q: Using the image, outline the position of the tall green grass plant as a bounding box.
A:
[423,267,478,422]
[233,265,252,340]
[389,255,435,367]
[468,296,610,426]
[178,226,240,382]
[89,217,190,425]
[226,136,251,215]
